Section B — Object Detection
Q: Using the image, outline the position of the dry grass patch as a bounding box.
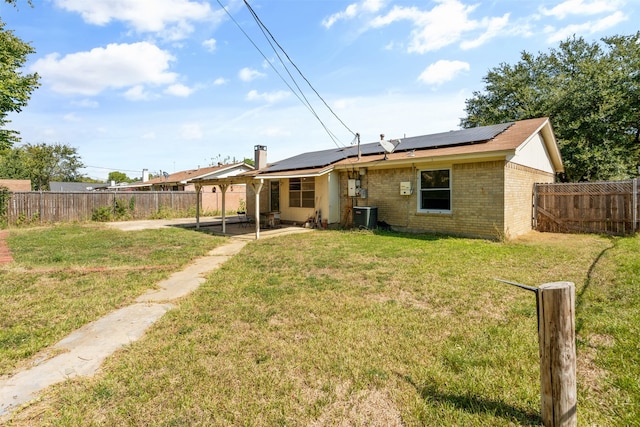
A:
[5,229,639,426]
[0,223,226,375]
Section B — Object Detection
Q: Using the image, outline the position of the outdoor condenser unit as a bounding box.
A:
[353,206,378,229]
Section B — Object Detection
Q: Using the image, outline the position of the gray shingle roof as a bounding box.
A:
[49,182,109,191]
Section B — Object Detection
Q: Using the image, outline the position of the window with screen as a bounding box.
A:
[289,177,314,208]
[419,169,451,213]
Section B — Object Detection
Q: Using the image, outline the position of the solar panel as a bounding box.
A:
[266,147,351,172]
[263,122,513,172]
[393,122,513,151]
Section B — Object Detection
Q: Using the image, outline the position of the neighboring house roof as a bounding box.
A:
[114,162,254,190]
[0,179,31,191]
[50,181,109,192]
[253,117,562,178]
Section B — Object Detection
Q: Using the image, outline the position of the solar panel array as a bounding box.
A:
[265,122,513,173]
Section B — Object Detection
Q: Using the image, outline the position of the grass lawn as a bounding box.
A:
[3,227,639,426]
[0,224,227,376]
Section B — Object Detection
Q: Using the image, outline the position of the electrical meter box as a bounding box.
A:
[400,181,412,195]
[348,179,356,197]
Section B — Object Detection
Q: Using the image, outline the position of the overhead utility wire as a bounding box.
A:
[214,0,304,108]
[243,0,356,139]
[217,0,342,148]
[84,165,142,173]
[215,0,355,149]
[242,2,343,148]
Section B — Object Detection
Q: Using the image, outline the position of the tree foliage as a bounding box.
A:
[461,33,640,182]
[108,171,133,184]
[0,10,40,149]
[0,143,84,190]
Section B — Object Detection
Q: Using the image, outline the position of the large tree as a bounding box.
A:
[0,6,40,149]
[461,33,640,182]
[0,143,84,190]
[108,171,133,184]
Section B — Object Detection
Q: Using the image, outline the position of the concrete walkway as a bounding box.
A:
[0,221,310,419]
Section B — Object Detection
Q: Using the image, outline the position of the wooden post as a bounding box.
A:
[219,184,228,234]
[250,180,263,240]
[537,282,577,427]
[194,184,202,229]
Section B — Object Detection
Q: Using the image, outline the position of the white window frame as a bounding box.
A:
[417,168,452,214]
[289,177,315,208]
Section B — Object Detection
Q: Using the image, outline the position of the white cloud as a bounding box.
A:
[418,60,470,85]
[202,38,217,52]
[545,11,627,42]
[322,0,386,28]
[124,85,154,101]
[238,67,266,82]
[213,77,228,86]
[333,98,358,110]
[246,90,290,103]
[63,113,81,122]
[540,0,623,19]
[32,42,177,96]
[71,99,99,108]
[180,123,203,140]
[164,83,194,97]
[460,14,510,50]
[54,0,216,40]
[369,0,508,53]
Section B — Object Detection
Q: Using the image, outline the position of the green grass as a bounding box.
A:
[0,224,227,375]
[4,229,639,426]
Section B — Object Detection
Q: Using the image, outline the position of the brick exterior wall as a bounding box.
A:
[504,162,555,238]
[200,185,246,213]
[339,160,540,239]
[0,179,31,191]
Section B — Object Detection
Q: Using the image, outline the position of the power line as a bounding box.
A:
[242,1,348,147]
[83,165,143,174]
[244,0,356,138]
[215,0,356,149]
[214,1,308,108]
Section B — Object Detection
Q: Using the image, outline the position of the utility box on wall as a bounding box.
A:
[353,206,378,229]
[400,181,412,195]
[348,179,357,197]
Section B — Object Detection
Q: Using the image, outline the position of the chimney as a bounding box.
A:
[254,145,267,170]
[142,168,149,182]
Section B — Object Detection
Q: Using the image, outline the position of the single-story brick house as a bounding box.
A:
[116,162,253,213]
[0,179,31,191]
[190,118,563,239]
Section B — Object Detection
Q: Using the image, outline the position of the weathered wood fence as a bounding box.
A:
[4,191,199,225]
[534,179,640,236]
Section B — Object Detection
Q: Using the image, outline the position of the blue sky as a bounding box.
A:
[1,0,638,181]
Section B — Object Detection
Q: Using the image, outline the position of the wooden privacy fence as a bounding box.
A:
[534,179,640,236]
[4,191,199,225]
